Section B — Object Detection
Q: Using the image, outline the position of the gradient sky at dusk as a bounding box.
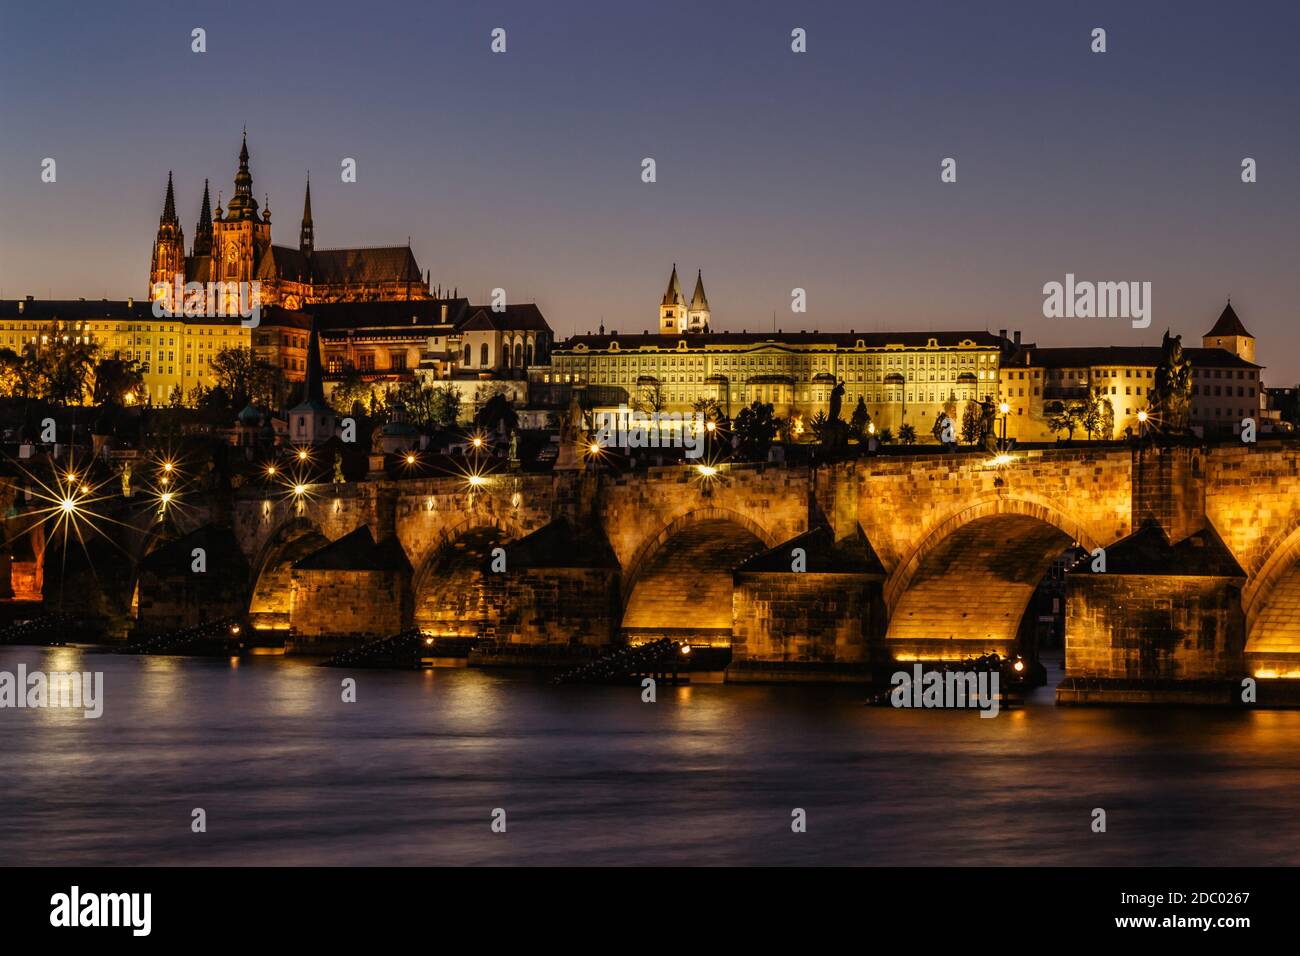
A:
[2,1,1298,376]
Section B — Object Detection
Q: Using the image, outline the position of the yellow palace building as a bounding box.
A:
[0,296,248,404]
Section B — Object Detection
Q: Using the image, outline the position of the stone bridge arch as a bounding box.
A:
[619,507,778,645]
[883,495,1102,659]
[409,520,516,637]
[1240,517,1300,674]
[247,514,331,630]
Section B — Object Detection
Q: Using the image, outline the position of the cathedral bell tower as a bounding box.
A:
[209,130,272,314]
[659,264,687,334]
[149,172,186,303]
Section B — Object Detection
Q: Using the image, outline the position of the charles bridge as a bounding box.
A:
[16,441,1300,687]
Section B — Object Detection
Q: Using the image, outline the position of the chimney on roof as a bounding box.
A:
[1014,330,1021,345]
[999,328,1007,340]
[127,297,134,308]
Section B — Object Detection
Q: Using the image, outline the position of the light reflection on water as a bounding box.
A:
[2,645,1300,866]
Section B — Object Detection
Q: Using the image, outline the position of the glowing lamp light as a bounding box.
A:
[66,471,77,483]
[1013,659,1025,673]
[989,453,1014,467]
[266,465,277,477]
[293,484,307,497]
[406,453,417,465]
[471,437,484,448]
[999,402,1010,415]
[298,450,309,461]
[705,421,716,432]
[1138,410,1149,423]
[59,497,76,514]
[868,422,876,435]
[588,442,602,456]
[696,464,718,478]
[163,462,174,473]
[679,644,692,656]
[467,474,487,488]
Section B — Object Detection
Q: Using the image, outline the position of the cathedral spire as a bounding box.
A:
[690,269,708,310]
[688,269,711,332]
[160,172,178,225]
[226,129,259,220]
[300,175,314,255]
[193,179,213,256]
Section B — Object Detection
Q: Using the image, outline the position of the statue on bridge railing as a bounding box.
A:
[977,400,998,453]
[1151,329,1192,435]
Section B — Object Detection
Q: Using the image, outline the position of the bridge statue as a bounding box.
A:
[977,400,998,452]
[828,380,845,422]
[1152,329,1192,434]
[555,387,588,470]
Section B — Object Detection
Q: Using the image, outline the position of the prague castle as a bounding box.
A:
[549,267,1268,441]
[149,132,429,312]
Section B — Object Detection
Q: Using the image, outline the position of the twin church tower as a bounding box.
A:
[149,132,429,312]
[658,263,711,333]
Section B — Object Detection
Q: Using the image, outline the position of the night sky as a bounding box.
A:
[1,1,1297,378]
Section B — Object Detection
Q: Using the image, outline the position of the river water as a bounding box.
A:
[2,645,1299,866]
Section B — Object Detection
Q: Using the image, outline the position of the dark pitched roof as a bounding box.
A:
[502,517,619,569]
[1204,302,1252,340]
[140,525,247,575]
[304,297,470,330]
[460,304,551,333]
[255,245,424,286]
[292,526,411,572]
[0,298,243,327]
[735,524,885,575]
[557,330,1004,351]
[310,246,423,284]
[1068,521,1245,577]
[1027,345,1260,370]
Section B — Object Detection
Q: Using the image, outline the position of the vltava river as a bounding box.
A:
[2,645,1299,865]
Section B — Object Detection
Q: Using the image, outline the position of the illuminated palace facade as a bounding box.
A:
[549,268,1006,432]
[549,271,1268,441]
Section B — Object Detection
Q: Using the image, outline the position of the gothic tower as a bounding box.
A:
[687,269,711,332]
[299,176,314,257]
[192,179,213,257]
[149,172,186,301]
[659,264,687,333]
[210,131,272,313]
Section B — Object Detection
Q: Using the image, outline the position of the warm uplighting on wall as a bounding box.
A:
[1254,668,1300,679]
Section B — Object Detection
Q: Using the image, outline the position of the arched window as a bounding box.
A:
[514,342,523,367]
[480,343,490,366]
[463,344,471,365]
[526,342,534,366]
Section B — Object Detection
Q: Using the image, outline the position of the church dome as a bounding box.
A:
[237,403,261,427]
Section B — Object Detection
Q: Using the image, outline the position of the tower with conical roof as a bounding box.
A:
[659,264,687,333]
[299,176,314,257]
[1202,301,1255,364]
[687,269,711,332]
[192,179,213,257]
[149,172,186,302]
[288,320,336,445]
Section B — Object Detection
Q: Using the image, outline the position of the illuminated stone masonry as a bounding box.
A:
[35,443,1300,691]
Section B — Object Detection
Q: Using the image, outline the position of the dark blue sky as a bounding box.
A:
[2,1,1297,377]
